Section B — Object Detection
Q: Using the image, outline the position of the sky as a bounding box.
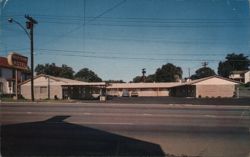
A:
[1,0,250,82]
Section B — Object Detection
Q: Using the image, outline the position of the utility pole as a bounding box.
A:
[188,67,190,78]
[46,75,50,99]
[15,69,18,99]
[25,15,38,102]
[142,68,146,82]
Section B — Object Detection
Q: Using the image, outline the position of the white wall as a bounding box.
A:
[21,85,63,100]
[21,76,66,99]
[0,68,13,94]
[195,77,237,85]
[244,71,250,83]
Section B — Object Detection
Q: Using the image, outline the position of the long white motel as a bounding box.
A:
[106,76,239,98]
[19,75,239,100]
[1,53,240,100]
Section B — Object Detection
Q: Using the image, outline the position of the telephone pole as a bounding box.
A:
[25,15,38,102]
[188,67,191,78]
[142,68,146,82]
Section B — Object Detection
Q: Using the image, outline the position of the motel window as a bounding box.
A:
[40,86,47,94]
[0,69,2,77]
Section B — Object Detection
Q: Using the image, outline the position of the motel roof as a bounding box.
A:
[106,82,182,89]
[20,74,106,86]
[107,76,239,89]
[170,75,239,88]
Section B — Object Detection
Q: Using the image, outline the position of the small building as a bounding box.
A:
[0,53,29,96]
[107,82,181,97]
[229,70,250,84]
[20,74,106,100]
[169,75,239,98]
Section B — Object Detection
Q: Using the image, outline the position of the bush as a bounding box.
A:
[245,82,250,87]
[0,94,25,99]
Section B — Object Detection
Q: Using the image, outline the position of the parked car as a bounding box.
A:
[131,91,139,97]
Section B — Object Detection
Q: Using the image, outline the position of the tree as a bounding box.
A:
[105,80,125,83]
[218,53,250,77]
[155,63,182,82]
[35,63,74,79]
[191,67,215,80]
[75,68,102,82]
[60,64,74,79]
[145,74,156,82]
[132,76,142,83]
[218,61,233,78]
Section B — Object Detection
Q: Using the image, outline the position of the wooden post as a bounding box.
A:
[15,69,18,100]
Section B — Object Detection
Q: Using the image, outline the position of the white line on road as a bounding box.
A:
[204,115,217,118]
[83,113,92,115]
[143,113,153,116]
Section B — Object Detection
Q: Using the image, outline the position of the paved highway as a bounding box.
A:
[1,102,250,157]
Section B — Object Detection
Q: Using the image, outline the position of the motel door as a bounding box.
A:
[62,86,69,99]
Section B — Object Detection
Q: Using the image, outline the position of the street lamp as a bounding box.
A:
[8,15,38,101]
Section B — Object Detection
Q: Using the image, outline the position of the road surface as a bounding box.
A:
[1,102,250,157]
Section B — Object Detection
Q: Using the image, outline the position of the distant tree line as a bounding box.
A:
[132,53,250,83]
[133,63,183,83]
[35,53,249,83]
[35,63,103,82]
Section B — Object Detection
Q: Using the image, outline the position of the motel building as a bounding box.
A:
[19,74,239,100]
[20,74,106,100]
[106,82,181,97]
[0,53,29,97]
[169,76,239,98]
[229,70,250,84]
[107,76,239,98]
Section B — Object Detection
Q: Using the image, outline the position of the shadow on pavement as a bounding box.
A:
[1,116,165,157]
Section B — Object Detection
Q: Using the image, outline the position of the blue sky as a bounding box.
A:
[1,0,250,82]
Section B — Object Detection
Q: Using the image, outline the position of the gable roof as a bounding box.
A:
[172,75,239,88]
[107,82,181,89]
[20,74,106,86]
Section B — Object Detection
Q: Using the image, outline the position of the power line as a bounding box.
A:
[34,49,250,62]
[4,13,250,22]
[37,0,127,47]
[87,0,127,23]
[36,48,250,56]
[36,52,220,62]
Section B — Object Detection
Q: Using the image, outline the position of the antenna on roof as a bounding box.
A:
[202,61,208,68]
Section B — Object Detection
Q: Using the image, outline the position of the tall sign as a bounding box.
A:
[7,52,28,70]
